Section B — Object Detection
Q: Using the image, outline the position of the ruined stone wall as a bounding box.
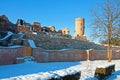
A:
[112,50,120,60]
[0,47,119,65]
[32,48,87,62]
[16,25,32,33]
[89,50,107,60]
[49,26,55,32]
[88,50,120,60]
[32,48,120,62]
[60,28,70,35]
[0,47,23,65]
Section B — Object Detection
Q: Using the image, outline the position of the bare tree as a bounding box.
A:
[91,0,120,62]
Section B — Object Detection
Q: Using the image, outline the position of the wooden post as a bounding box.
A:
[86,50,90,61]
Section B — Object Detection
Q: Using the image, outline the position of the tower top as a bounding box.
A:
[75,18,84,21]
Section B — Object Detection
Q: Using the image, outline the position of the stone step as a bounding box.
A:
[16,56,35,64]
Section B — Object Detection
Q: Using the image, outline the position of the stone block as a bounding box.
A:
[16,57,24,64]
[61,72,81,80]
[49,71,81,80]
[95,64,115,79]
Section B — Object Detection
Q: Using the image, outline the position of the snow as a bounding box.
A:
[0,60,120,80]
[116,50,120,52]
[8,45,23,48]
[96,62,115,68]
[0,31,13,40]
[28,39,36,48]
[32,32,37,35]
[16,56,35,61]
[60,49,69,51]
[43,49,70,51]
[0,61,80,80]
[0,45,23,48]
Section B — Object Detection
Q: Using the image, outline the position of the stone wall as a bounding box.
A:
[0,46,120,65]
[112,50,120,60]
[89,50,120,60]
[32,48,120,62]
[0,47,23,65]
[32,48,86,62]
[89,50,107,60]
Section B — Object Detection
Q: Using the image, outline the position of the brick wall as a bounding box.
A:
[89,50,107,60]
[33,48,120,62]
[0,47,120,65]
[0,47,23,65]
[89,50,120,60]
[33,48,86,62]
[112,50,120,60]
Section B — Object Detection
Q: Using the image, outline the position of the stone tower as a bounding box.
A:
[75,18,84,36]
[75,18,86,40]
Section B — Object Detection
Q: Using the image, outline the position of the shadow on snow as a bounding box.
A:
[0,61,81,79]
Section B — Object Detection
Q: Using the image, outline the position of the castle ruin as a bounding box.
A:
[16,17,87,40]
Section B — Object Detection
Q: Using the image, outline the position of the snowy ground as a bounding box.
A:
[0,60,120,80]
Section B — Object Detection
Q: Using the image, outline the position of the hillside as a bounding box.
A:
[15,32,107,50]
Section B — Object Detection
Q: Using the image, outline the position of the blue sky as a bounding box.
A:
[0,0,103,42]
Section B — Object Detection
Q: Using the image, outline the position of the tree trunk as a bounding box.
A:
[107,23,112,62]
